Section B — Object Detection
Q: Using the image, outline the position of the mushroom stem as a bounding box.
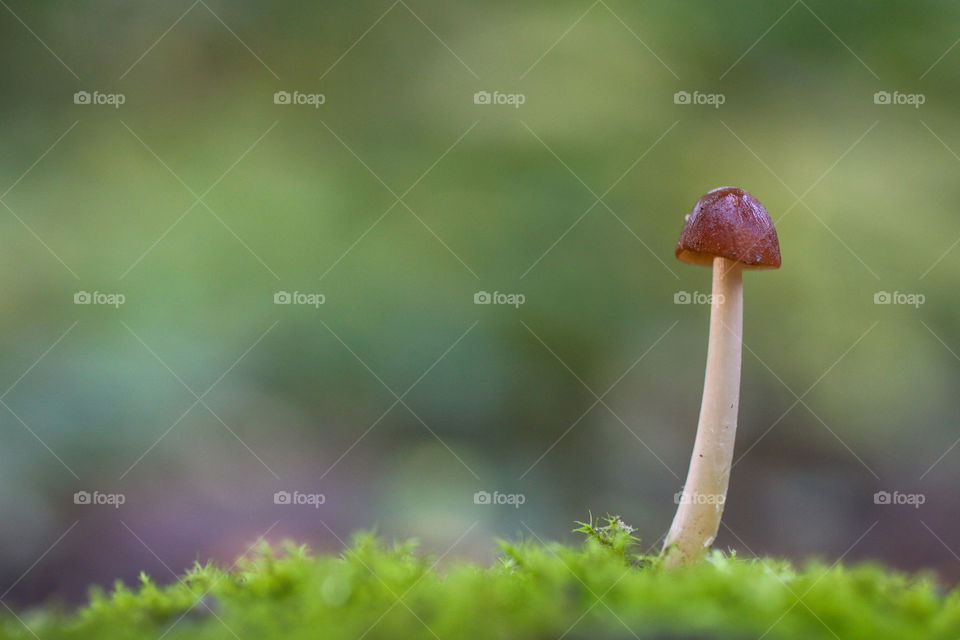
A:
[663,256,743,567]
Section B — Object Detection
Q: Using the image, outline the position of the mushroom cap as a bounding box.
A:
[675,187,781,269]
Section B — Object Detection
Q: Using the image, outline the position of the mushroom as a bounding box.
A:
[662,186,781,568]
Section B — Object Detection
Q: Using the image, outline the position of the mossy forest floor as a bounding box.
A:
[5,517,958,639]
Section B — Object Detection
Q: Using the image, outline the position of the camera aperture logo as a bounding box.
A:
[273,490,325,508]
[873,91,925,108]
[474,290,525,308]
[74,490,126,508]
[673,90,725,108]
[274,291,325,308]
[74,90,126,108]
[274,90,326,108]
[874,490,924,509]
[473,490,525,508]
[473,90,525,109]
[74,291,126,308]
[874,291,925,308]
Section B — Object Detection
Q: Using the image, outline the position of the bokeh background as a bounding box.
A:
[0,0,958,605]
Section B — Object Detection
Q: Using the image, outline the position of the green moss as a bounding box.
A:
[8,518,960,639]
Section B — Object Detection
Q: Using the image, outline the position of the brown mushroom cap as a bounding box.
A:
[675,187,781,269]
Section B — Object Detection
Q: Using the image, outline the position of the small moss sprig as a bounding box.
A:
[574,513,641,559]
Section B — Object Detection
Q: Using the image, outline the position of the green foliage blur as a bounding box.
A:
[0,0,958,603]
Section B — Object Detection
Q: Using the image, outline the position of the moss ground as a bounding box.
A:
[7,517,958,640]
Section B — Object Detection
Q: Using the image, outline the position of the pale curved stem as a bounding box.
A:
[663,256,743,567]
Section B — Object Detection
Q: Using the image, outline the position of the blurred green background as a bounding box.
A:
[1,0,958,604]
